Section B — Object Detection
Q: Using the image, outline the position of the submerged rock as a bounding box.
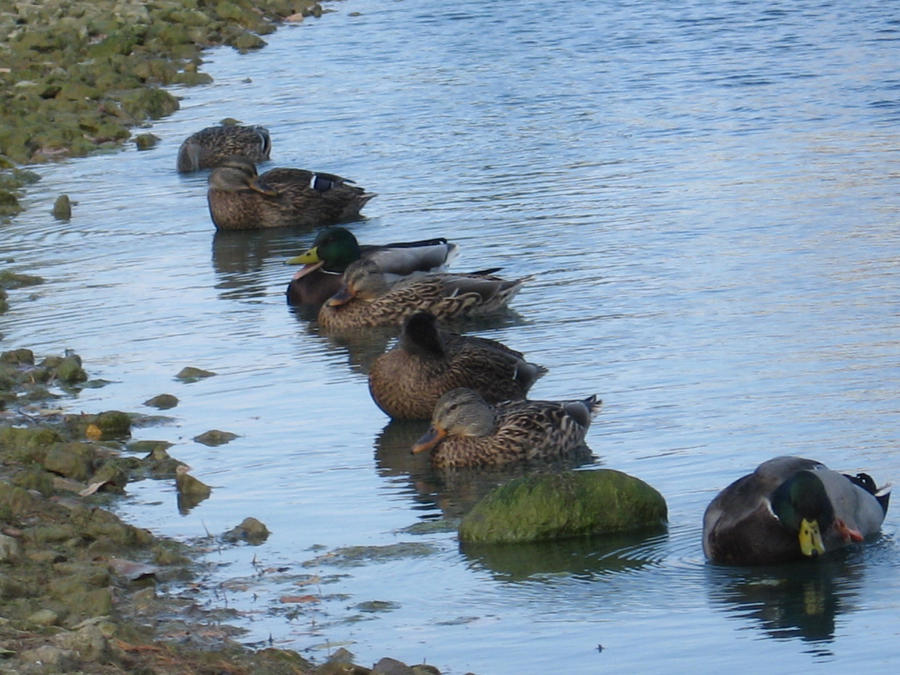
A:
[458,469,668,544]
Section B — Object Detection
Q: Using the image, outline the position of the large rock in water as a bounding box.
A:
[458,469,667,544]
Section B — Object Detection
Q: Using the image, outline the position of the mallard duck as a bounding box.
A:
[703,456,891,565]
[207,157,376,230]
[317,259,528,330]
[285,227,459,307]
[412,387,600,468]
[177,124,271,173]
[369,312,547,420]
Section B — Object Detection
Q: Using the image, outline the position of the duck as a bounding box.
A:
[285,227,459,308]
[368,311,548,420]
[411,387,601,468]
[702,456,891,565]
[177,123,271,173]
[317,259,528,330]
[207,157,376,230]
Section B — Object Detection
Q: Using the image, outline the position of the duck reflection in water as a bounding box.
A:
[373,418,597,520]
[705,553,865,647]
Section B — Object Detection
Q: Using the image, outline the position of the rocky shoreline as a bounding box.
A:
[1,1,451,672]
[0,0,323,215]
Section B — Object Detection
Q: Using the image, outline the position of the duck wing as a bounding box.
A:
[362,240,459,276]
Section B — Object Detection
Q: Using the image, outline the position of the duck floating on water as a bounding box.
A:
[368,311,547,420]
[207,157,375,230]
[412,387,600,469]
[317,259,528,330]
[177,123,271,173]
[702,456,890,565]
[286,227,458,308]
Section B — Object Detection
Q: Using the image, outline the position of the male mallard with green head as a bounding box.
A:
[703,456,890,565]
[412,387,600,468]
[286,227,458,308]
[317,259,528,330]
[369,311,547,420]
[207,157,375,230]
[177,124,271,173]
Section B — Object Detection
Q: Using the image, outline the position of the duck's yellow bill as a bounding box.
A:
[287,246,321,265]
[799,517,826,557]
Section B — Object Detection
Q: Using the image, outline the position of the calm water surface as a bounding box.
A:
[2,0,899,671]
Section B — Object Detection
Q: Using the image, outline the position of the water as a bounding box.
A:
[2,0,899,671]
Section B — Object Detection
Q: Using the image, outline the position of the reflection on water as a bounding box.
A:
[374,419,598,518]
[2,0,898,670]
[706,552,864,649]
[462,529,668,581]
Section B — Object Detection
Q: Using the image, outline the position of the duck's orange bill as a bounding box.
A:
[412,426,446,454]
[326,287,355,306]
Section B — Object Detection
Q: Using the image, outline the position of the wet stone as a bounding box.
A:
[193,429,238,446]
[223,516,270,545]
[143,393,178,409]
[175,366,217,382]
[52,194,71,219]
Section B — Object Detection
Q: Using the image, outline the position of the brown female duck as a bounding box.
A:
[369,312,547,420]
[286,227,458,308]
[412,387,601,468]
[207,157,376,230]
[317,259,528,330]
[177,124,271,173]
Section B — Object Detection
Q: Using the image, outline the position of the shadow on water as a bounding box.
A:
[704,549,867,650]
[373,419,599,519]
[461,529,669,582]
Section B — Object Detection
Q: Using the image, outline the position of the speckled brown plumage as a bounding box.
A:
[207,157,375,230]
[368,312,547,420]
[317,259,528,330]
[412,388,601,469]
[177,124,271,173]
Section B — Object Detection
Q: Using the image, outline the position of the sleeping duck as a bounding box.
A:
[368,311,547,420]
[317,259,528,331]
[177,123,271,173]
[411,387,600,469]
[703,456,890,565]
[286,227,458,308]
[207,157,375,230]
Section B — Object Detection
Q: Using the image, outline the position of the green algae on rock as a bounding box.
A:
[0,0,328,165]
[458,469,668,544]
[175,365,217,382]
[194,428,238,446]
[143,392,179,409]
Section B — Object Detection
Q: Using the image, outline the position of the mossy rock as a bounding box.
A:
[42,442,96,481]
[133,133,160,150]
[1,348,35,365]
[193,429,237,446]
[175,366,216,382]
[458,469,668,544]
[143,393,178,410]
[0,272,44,290]
[52,194,72,220]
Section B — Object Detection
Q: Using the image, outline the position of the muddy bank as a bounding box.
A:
[0,0,325,216]
[0,348,446,674]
